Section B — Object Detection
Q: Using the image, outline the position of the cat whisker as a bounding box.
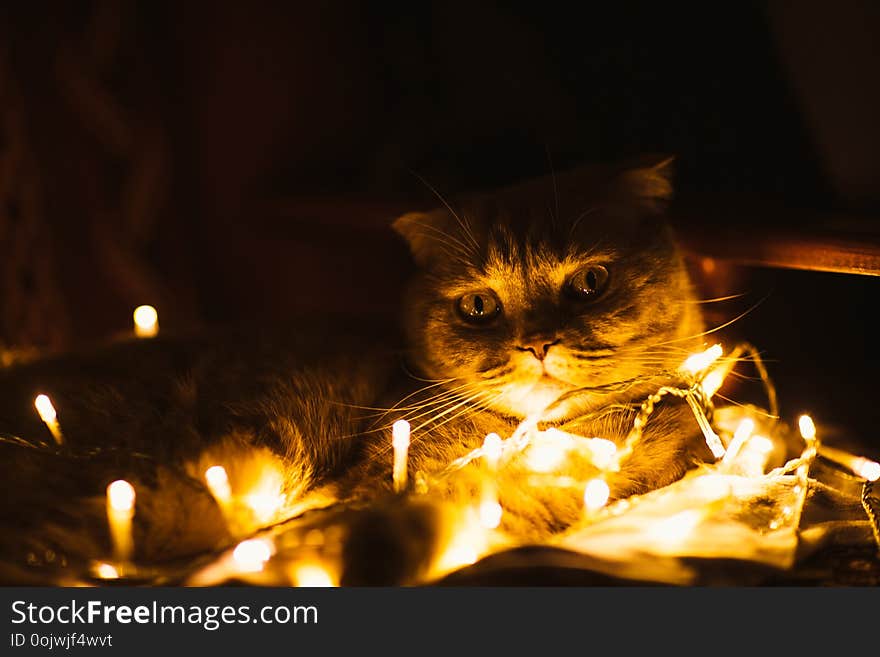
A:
[372,388,495,457]
[367,381,483,428]
[411,222,476,258]
[684,293,748,304]
[413,393,499,444]
[711,392,780,419]
[634,296,767,351]
[369,383,489,431]
[407,389,494,436]
[408,170,481,255]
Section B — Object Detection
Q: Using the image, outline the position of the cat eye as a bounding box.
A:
[456,292,501,324]
[566,265,609,300]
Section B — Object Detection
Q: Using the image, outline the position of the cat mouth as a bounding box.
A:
[535,371,575,390]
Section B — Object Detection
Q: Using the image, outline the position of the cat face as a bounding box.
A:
[394,159,704,421]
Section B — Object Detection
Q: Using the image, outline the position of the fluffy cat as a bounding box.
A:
[0,157,711,584]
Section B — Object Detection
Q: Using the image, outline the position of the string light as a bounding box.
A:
[205,465,233,507]
[21,328,880,585]
[133,305,159,338]
[478,500,503,529]
[291,562,336,587]
[34,394,63,445]
[106,480,136,563]
[232,538,274,573]
[700,369,726,399]
[735,435,774,478]
[392,420,411,493]
[585,437,618,470]
[482,433,503,470]
[817,444,880,482]
[583,479,610,513]
[682,343,723,375]
[524,429,570,472]
[721,418,755,468]
[798,415,816,442]
[92,562,120,580]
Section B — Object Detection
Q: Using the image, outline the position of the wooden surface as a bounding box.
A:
[671,196,880,276]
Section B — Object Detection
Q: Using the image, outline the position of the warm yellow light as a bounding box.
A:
[700,369,725,398]
[392,420,411,493]
[586,437,618,470]
[93,562,120,579]
[106,479,135,562]
[854,458,880,482]
[241,466,286,525]
[682,344,723,375]
[817,444,880,482]
[392,419,411,449]
[107,480,136,513]
[747,435,774,454]
[525,443,566,472]
[243,491,285,525]
[583,478,610,513]
[798,415,816,441]
[34,394,63,445]
[204,465,232,505]
[482,433,503,470]
[731,434,774,476]
[435,537,479,575]
[478,500,503,529]
[34,394,57,423]
[292,563,335,587]
[133,305,158,338]
[721,418,755,466]
[232,538,274,573]
[647,510,703,544]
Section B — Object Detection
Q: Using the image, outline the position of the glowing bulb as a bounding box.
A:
[292,563,335,587]
[854,459,880,482]
[107,480,135,513]
[204,465,232,506]
[586,437,618,470]
[798,415,816,441]
[133,305,158,338]
[525,443,565,472]
[482,433,503,470]
[232,538,274,573]
[243,491,285,524]
[583,479,610,513]
[34,394,57,423]
[434,533,479,575]
[106,479,136,562]
[701,369,725,398]
[682,344,723,375]
[34,394,63,445]
[817,444,880,482]
[747,435,774,454]
[93,562,120,579]
[731,434,774,476]
[721,418,755,467]
[525,427,574,472]
[478,500,503,529]
[392,420,410,493]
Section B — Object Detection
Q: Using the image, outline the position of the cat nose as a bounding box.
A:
[517,338,560,361]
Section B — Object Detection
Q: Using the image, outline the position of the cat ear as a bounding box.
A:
[612,154,675,213]
[392,210,464,268]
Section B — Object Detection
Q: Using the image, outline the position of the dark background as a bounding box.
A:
[1,1,878,449]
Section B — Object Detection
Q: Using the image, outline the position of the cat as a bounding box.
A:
[0,156,712,584]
